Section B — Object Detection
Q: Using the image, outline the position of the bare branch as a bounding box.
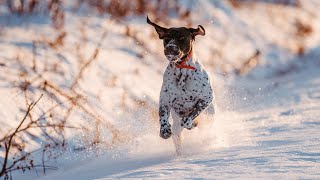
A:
[0,94,43,177]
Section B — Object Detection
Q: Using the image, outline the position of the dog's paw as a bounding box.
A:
[181,117,198,130]
[160,124,172,139]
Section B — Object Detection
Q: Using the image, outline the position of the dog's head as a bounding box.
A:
[147,16,205,62]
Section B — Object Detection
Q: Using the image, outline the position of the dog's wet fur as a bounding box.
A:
[147,16,214,155]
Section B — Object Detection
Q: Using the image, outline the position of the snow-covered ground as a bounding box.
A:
[39,60,320,180]
[1,0,320,179]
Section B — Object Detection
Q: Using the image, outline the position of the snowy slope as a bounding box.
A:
[39,60,320,180]
[1,0,320,179]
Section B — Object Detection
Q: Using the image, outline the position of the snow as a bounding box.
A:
[1,0,320,179]
[38,63,320,180]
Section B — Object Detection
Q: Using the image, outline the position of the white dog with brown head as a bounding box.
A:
[147,16,215,154]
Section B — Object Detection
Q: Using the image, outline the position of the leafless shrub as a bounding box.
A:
[228,0,242,8]
[0,94,76,179]
[295,20,313,37]
[228,0,301,8]
[70,30,107,90]
[47,31,67,49]
[78,0,190,24]
[48,0,64,30]
[0,19,129,175]
[5,0,65,30]
[77,0,148,18]
[294,19,313,56]
[124,25,146,58]
[235,50,261,76]
[0,95,42,178]
[6,0,39,14]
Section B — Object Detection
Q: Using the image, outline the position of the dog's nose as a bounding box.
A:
[164,47,179,56]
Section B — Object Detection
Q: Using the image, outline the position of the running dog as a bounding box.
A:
[147,16,215,154]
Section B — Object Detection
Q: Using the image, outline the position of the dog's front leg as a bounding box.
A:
[159,104,172,139]
[159,78,173,139]
[181,98,212,130]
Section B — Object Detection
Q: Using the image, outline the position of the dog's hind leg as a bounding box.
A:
[172,111,183,155]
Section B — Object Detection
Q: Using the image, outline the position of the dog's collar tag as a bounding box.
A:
[175,50,196,70]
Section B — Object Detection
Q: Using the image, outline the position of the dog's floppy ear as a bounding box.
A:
[147,16,168,39]
[189,25,205,39]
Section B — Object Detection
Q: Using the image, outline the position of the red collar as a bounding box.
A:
[175,50,196,70]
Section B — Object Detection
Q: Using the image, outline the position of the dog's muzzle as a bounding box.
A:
[164,40,182,62]
[164,48,181,62]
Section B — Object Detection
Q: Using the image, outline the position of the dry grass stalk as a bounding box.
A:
[235,50,261,76]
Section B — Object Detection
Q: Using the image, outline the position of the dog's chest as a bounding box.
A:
[166,67,210,116]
